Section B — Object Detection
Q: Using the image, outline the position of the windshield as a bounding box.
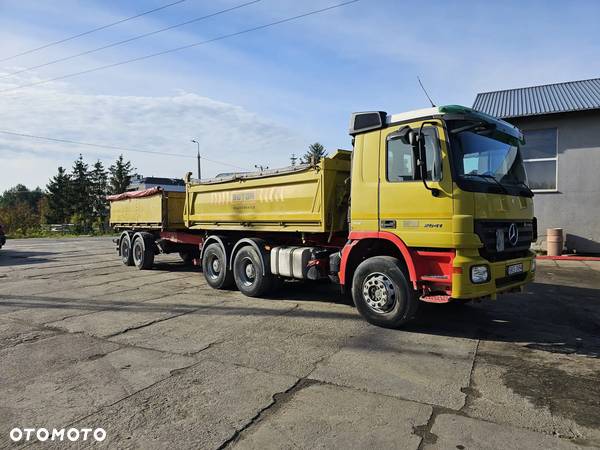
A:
[448,120,531,197]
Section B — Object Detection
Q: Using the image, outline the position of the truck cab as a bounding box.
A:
[343,105,536,326]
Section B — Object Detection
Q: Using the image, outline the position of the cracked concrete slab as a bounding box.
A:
[108,299,299,354]
[0,336,195,447]
[464,340,600,446]
[424,414,585,450]
[309,327,478,409]
[65,359,298,449]
[0,316,58,350]
[232,382,432,450]
[202,303,367,377]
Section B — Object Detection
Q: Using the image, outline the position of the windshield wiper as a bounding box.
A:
[510,181,534,196]
[461,173,509,194]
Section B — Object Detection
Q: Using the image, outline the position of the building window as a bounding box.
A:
[521,128,557,191]
[386,128,441,182]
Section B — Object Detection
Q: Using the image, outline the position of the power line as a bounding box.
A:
[0,0,188,63]
[0,130,250,171]
[0,0,261,80]
[0,0,360,94]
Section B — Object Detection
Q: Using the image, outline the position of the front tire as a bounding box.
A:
[202,243,234,289]
[233,246,273,297]
[352,256,419,328]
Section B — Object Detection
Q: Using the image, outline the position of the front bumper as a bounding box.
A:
[451,250,535,299]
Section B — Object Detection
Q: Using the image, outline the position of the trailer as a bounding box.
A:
[110,105,537,328]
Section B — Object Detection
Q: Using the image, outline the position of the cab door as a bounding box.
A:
[378,120,454,248]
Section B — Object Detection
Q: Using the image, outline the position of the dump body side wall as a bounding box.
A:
[184,152,351,233]
[109,192,186,230]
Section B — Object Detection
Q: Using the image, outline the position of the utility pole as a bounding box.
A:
[290,153,297,166]
[191,139,201,180]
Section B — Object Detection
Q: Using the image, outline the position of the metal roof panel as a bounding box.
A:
[473,78,600,118]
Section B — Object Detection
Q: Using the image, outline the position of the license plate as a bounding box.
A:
[507,263,523,276]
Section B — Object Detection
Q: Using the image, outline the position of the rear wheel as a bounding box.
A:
[119,234,133,266]
[233,246,272,297]
[202,243,234,289]
[132,233,155,270]
[352,256,419,328]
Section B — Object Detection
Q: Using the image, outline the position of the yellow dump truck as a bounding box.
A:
[110,105,537,328]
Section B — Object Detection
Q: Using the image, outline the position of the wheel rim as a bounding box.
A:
[240,257,257,287]
[362,272,397,314]
[133,242,143,264]
[206,253,222,280]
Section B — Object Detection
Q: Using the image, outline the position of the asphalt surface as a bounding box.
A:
[0,237,599,449]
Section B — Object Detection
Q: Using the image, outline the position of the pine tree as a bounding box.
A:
[70,155,93,232]
[109,155,134,194]
[90,160,109,231]
[45,167,72,223]
[301,142,327,164]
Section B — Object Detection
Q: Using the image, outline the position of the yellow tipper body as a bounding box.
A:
[109,191,186,230]
[184,150,351,233]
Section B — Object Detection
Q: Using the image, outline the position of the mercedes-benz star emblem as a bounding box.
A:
[508,223,519,246]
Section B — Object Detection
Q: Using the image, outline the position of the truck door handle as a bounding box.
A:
[380,219,396,229]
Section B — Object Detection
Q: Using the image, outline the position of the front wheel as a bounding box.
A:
[352,256,419,328]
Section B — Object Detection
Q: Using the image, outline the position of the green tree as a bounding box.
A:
[0,184,44,211]
[70,155,93,232]
[109,154,134,194]
[301,142,327,164]
[0,185,44,234]
[90,160,109,230]
[45,166,72,223]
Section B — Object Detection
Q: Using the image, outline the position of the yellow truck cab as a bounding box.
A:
[110,104,536,329]
[342,105,535,326]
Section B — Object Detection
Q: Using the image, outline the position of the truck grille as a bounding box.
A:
[474,220,533,262]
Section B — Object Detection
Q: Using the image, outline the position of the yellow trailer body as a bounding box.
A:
[184,150,351,233]
[109,190,186,230]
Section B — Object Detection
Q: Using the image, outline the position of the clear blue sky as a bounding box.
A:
[1,0,599,191]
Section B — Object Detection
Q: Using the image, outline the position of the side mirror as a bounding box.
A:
[397,126,417,146]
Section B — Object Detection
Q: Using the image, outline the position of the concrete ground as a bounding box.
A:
[0,237,599,449]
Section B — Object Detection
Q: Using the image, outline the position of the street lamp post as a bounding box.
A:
[191,139,201,180]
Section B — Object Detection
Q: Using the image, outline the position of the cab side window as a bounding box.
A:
[386,128,442,182]
[387,138,414,181]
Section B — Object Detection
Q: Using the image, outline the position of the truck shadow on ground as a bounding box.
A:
[1,280,598,358]
[0,249,55,267]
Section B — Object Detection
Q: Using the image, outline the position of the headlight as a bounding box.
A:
[531,258,536,272]
[470,265,490,284]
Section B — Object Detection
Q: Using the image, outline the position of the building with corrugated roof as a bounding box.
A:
[473,78,600,253]
[127,175,186,192]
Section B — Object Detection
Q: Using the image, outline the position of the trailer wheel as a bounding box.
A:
[202,243,234,289]
[119,233,134,266]
[233,246,273,297]
[132,233,155,270]
[352,256,419,328]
